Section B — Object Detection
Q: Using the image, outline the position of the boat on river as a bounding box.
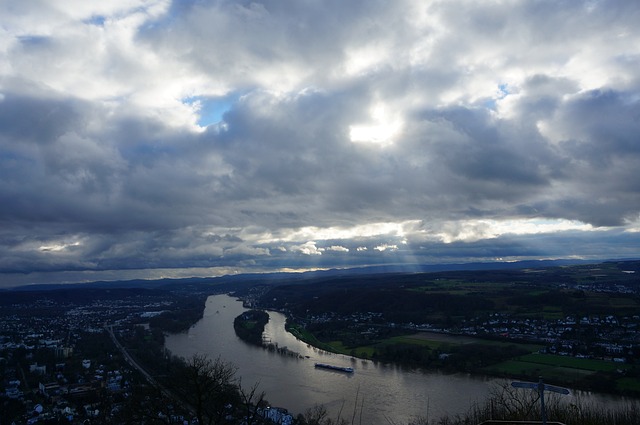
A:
[314,363,354,373]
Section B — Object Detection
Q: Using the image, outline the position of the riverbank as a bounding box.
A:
[166,294,510,423]
[284,316,640,398]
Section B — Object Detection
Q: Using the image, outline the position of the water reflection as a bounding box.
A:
[165,294,629,423]
[166,295,499,423]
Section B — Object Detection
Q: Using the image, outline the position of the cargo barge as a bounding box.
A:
[314,363,354,373]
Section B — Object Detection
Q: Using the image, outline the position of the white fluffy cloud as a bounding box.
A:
[291,242,323,256]
[1,0,639,286]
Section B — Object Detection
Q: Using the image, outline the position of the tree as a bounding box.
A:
[238,380,268,425]
[112,384,178,425]
[175,354,239,425]
[487,381,549,421]
[297,404,349,425]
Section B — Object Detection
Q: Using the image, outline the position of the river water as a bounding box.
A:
[164,294,623,424]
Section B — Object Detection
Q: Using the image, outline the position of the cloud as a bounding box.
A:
[0,0,639,285]
[291,242,323,256]
[374,244,398,252]
[325,246,349,253]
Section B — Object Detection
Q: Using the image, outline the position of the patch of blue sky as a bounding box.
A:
[186,94,240,127]
[497,84,510,98]
[17,35,50,46]
[85,15,106,27]
[484,83,511,110]
[140,1,198,31]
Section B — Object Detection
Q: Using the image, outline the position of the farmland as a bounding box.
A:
[259,260,640,395]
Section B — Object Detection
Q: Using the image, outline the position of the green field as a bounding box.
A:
[482,352,634,391]
[616,377,640,392]
[389,335,444,349]
[287,323,336,352]
[299,325,636,393]
[517,353,630,372]
[273,260,640,396]
[483,360,593,381]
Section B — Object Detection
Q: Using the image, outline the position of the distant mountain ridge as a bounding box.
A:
[4,257,638,292]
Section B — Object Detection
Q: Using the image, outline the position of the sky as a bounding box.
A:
[1,0,639,287]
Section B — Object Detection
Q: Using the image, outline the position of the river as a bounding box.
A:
[164,294,621,424]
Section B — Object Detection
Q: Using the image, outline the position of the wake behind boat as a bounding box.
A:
[314,363,354,373]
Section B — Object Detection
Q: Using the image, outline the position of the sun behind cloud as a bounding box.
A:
[349,102,403,145]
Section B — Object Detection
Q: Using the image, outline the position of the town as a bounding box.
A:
[0,286,212,424]
[2,261,640,423]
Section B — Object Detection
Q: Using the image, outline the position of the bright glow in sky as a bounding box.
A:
[349,103,404,145]
[0,1,639,287]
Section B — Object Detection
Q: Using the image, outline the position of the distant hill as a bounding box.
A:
[3,257,638,293]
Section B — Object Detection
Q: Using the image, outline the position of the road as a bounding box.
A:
[105,324,196,416]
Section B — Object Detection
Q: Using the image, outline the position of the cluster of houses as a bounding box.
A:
[1,290,296,425]
[0,294,177,424]
[258,406,294,425]
[448,313,638,360]
[2,356,133,423]
[1,332,134,423]
[289,296,640,363]
[385,312,639,362]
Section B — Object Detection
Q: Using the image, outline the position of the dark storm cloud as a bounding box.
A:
[0,92,81,144]
[0,0,639,284]
[554,89,640,162]
[532,89,640,226]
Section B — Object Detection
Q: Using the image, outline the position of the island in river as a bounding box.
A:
[233,309,270,346]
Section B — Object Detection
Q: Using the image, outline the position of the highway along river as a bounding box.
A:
[164,294,616,424]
